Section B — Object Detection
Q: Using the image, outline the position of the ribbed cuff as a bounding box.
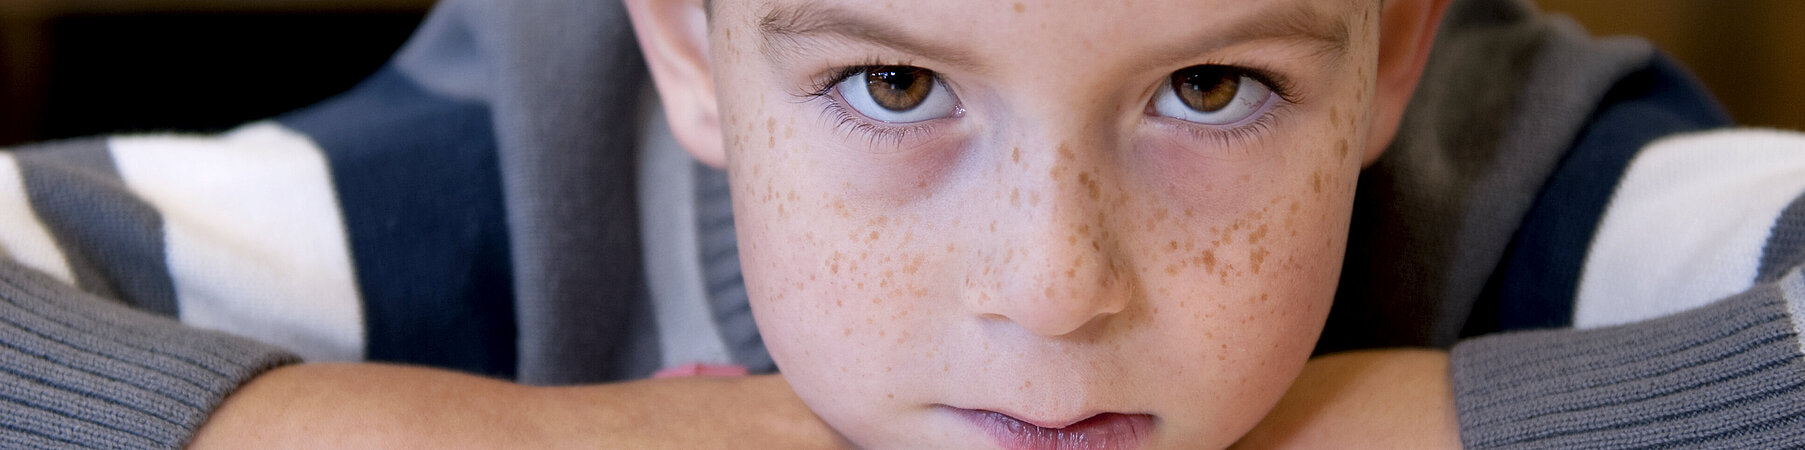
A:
[1451,271,1805,448]
[0,260,299,449]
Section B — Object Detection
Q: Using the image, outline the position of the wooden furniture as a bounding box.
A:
[0,0,436,145]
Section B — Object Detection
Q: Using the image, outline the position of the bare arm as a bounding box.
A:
[1232,349,1459,450]
[190,365,847,449]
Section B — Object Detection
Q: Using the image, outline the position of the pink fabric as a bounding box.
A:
[653,362,749,378]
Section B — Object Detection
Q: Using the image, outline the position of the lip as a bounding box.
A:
[950,407,1154,450]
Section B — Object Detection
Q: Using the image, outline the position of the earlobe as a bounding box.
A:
[1363,0,1452,167]
[624,0,728,168]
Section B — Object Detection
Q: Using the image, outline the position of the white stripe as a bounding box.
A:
[1577,129,1805,328]
[109,123,364,362]
[636,95,732,368]
[1781,269,1805,355]
[0,154,76,284]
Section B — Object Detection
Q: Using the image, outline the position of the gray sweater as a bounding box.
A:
[2,0,1802,448]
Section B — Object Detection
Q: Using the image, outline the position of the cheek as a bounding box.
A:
[728,124,953,415]
[1116,136,1357,421]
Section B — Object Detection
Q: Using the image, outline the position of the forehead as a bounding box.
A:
[738,0,1355,73]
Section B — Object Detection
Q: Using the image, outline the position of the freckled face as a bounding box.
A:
[711,0,1379,448]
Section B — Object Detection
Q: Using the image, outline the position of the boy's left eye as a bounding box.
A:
[835,66,961,124]
[1150,65,1275,126]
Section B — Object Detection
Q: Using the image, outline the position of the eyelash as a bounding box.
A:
[798,61,944,147]
[1170,64,1299,150]
[796,62,1302,149]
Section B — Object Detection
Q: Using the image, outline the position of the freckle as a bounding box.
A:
[1165,265,1180,275]
[1201,250,1218,272]
[869,231,880,241]
[947,244,957,253]
[844,328,851,336]
[1185,209,1195,218]
[1337,140,1350,160]
[1011,189,1021,206]
[990,221,998,232]
[887,393,895,399]
[1329,107,1338,124]
[1250,247,1268,275]
[1058,143,1075,161]
[1044,286,1056,299]
[1012,147,1021,164]
[1030,191,1041,206]
[1312,172,1323,193]
[766,117,776,133]
[1013,2,1025,13]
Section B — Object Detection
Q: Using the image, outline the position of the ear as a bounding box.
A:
[1364,0,1451,167]
[624,0,727,168]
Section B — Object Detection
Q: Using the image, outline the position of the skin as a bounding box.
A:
[192,0,1458,448]
[632,0,1452,448]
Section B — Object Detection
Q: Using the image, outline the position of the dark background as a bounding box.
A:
[0,0,433,146]
[1,1,1801,147]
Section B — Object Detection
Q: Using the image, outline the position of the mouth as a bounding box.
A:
[949,407,1154,450]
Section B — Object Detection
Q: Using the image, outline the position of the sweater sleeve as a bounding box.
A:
[0,258,299,448]
[1,132,347,447]
[1450,130,1805,447]
[1450,270,1805,448]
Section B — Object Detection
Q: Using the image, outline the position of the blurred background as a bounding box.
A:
[0,0,1801,147]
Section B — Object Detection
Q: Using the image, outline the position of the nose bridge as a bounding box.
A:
[965,119,1131,337]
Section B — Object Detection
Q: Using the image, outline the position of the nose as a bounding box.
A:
[965,141,1131,337]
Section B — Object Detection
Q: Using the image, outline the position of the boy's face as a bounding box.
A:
[656,0,1401,447]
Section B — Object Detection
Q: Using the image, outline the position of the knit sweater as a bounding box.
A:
[1,0,1802,448]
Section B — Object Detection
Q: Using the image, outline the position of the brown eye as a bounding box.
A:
[1171,66,1239,112]
[835,65,961,124]
[865,66,936,111]
[1151,65,1275,125]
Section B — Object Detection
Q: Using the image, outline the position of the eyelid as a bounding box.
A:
[804,64,964,148]
[1145,64,1299,153]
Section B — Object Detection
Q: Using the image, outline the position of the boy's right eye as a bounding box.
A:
[834,66,961,124]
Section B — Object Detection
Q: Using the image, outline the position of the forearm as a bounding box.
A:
[190,365,846,449]
[1232,349,1459,450]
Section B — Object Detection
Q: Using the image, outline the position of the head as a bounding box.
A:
[626,0,1448,447]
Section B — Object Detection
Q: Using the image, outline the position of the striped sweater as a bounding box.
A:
[2,0,1804,448]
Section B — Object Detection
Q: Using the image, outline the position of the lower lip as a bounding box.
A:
[954,408,1154,450]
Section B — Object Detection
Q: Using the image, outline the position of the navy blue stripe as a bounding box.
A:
[13,139,180,316]
[278,68,516,378]
[1472,54,1732,333]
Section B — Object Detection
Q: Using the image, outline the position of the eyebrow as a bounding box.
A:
[756,2,979,67]
[755,1,1351,70]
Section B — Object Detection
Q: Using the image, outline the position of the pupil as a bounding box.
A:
[866,66,934,112]
[1174,67,1240,113]
[875,70,916,90]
